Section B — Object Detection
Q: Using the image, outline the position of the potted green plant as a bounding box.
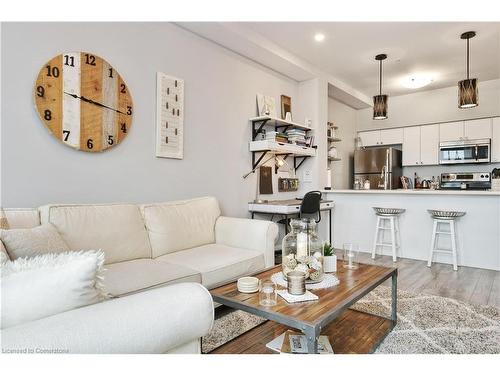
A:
[323,242,337,273]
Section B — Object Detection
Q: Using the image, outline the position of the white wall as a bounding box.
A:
[0,22,302,217]
[327,97,356,189]
[356,79,500,131]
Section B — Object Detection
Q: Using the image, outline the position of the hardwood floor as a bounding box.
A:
[357,253,500,308]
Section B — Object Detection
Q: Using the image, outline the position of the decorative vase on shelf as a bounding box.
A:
[282,218,324,283]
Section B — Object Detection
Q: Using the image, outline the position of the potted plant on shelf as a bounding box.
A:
[323,242,337,273]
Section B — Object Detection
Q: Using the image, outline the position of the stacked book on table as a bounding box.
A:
[285,129,307,146]
[266,330,334,354]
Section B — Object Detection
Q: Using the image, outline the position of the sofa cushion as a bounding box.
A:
[156,244,265,289]
[141,197,221,257]
[103,259,201,297]
[1,250,107,329]
[0,223,70,260]
[40,204,152,264]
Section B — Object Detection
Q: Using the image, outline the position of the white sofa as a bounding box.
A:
[1,196,279,353]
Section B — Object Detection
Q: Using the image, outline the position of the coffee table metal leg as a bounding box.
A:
[391,272,397,323]
[304,326,319,354]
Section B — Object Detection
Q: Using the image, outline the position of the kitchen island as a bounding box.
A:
[322,189,500,271]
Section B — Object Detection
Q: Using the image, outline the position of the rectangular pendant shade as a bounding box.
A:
[458,78,478,108]
[373,94,388,120]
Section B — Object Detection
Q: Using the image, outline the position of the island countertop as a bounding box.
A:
[322,189,500,196]
[320,188,500,271]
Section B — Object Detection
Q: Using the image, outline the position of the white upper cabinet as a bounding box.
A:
[402,126,421,166]
[358,130,380,147]
[358,128,403,147]
[464,118,492,140]
[419,124,440,165]
[440,121,464,142]
[492,117,500,163]
[380,128,404,145]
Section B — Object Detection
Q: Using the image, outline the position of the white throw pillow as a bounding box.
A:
[0,223,69,260]
[0,250,108,329]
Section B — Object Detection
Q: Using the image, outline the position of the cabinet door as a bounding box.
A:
[402,126,421,166]
[358,130,380,147]
[492,117,500,163]
[380,128,403,145]
[440,121,464,142]
[420,124,440,165]
[464,118,492,140]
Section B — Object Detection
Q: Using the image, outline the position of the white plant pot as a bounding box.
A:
[324,255,337,273]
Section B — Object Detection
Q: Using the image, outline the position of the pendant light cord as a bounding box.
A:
[466,37,470,80]
[379,59,383,95]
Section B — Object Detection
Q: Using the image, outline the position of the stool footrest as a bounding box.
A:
[432,249,454,254]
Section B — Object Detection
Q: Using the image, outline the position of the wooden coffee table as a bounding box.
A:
[209,261,397,354]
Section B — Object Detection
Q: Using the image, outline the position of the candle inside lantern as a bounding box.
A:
[296,232,308,259]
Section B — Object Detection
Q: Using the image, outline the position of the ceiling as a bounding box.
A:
[188,22,500,97]
[223,22,500,97]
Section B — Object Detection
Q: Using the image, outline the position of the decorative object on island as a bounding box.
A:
[287,271,306,295]
[324,168,332,190]
[34,52,133,152]
[458,31,478,109]
[156,73,184,159]
[282,218,324,283]
[256,94,277,117]
[322,242,337,273]
[373,54,388,120]
[259,279,277,306]
[343,243,359,270]
[280,95,292,120]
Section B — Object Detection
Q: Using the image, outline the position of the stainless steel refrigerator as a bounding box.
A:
[354,147,402,190]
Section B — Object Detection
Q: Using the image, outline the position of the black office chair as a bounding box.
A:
[299,191,322,223]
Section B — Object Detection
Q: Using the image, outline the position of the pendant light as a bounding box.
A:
[373,54,388,120]
[458,31,478,109]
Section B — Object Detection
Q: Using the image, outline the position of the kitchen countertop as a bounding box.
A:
[322,189,500,196]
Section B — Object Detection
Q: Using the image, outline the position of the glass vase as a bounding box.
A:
[282,218,324,283]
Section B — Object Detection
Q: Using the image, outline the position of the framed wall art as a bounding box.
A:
[156,72,184,159]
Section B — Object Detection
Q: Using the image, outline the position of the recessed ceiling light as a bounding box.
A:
[314,33,325,42]
[401,74,434,89]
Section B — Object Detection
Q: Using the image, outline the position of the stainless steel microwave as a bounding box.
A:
[439,139,490,164]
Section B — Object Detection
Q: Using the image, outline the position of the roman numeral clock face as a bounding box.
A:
[34,52,133,152]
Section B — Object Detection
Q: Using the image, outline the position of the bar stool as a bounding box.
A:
[372,207,405,262]
[427,209,466,271]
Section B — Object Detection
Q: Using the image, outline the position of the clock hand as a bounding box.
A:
[64,91,127,115]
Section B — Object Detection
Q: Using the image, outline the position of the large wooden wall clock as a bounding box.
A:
[34,52,133,152]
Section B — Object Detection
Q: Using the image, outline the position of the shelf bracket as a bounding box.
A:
[252,150,269,171]
[252,119,269,141]
[294,156,309,171]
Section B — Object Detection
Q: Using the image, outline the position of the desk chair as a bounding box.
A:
[299,191,322,223]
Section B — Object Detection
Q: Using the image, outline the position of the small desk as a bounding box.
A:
[248,199,334,243]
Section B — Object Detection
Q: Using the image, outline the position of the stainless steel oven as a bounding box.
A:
[439,139,490,164]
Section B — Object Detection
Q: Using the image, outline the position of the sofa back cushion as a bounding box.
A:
[141,197,221,257]
[40,204,152,264]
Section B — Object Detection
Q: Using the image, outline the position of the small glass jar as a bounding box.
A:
[259,279,277,306]
[343,243,359,269]
[282,218,324,283]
